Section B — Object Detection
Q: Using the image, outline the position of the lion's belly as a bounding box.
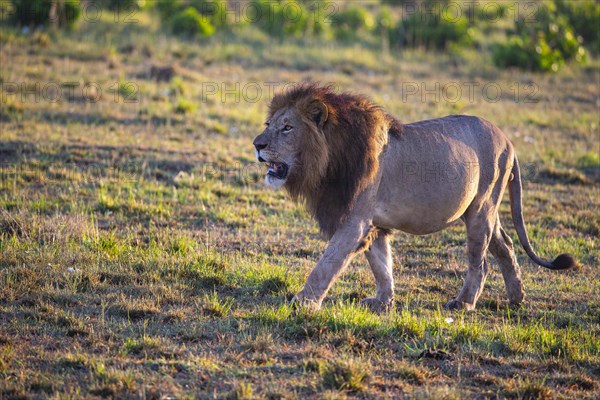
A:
[372,186,475,235]
[372,116,486,235]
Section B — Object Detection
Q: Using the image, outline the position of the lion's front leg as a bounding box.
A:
[362,230,394,313]
[292,219,374,311]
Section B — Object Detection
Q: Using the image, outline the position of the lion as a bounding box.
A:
[253,83,575,312]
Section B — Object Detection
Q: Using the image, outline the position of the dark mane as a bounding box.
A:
[268,83,402,237]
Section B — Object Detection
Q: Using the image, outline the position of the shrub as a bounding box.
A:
[476,3,508,21]
[330,6,375,41]
[156,0,183,21]
[493,0,586,72]
[376,6,394,32]
[374,6,399,49]
[298,0,330,36]
[253,0,311,38]
[157,1,227,36]
[554,0,600,53]
[94,0,143,11]
[169,6,215,38]
[10,0,80,28]
[190,0,227,29]
[380,0,412,5]
[492,36,538,71]
[397,3,474,50]
[155,0,328,39]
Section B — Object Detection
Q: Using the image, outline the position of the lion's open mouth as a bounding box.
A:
[267,162,288,180]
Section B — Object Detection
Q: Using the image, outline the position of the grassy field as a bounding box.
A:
[1,10,599,399]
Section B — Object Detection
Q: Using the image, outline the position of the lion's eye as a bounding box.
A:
[283,125,293,132]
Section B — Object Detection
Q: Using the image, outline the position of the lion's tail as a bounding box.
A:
[508,156,576,270]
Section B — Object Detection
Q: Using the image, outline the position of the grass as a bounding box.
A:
[0,7,599,399]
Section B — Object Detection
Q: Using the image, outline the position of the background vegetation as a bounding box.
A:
[0,0,599,398]
[5,0,599,71]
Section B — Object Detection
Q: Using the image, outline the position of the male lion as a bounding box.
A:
[253,84,575,311]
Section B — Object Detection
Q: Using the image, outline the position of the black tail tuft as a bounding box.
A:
[551,253,577,270]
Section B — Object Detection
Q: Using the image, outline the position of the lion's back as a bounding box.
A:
[375,114,514,232]
[401,114,513,164]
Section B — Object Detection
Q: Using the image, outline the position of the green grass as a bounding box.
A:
[0,8,599,399]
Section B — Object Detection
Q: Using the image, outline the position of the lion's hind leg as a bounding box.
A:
[445,205,496,311]
[362,229,394,313]
[488,218,525,306]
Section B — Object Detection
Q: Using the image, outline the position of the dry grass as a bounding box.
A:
[0,9,599,399]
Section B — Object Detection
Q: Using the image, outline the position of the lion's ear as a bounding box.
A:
[309,101,328,129]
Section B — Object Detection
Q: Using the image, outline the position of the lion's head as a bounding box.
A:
[253,83,400,236]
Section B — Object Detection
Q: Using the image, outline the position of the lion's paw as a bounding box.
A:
[444,299,475,311]
[290,292,322,312]
[360,297,392,314]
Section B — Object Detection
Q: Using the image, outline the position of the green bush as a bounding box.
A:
[375,6,394,36]
[476,3,508,21]
[156,0,326,39]
[298,0,330,36]
[380,0,412,5]
[10,0,80,28]
[492,36,562,72]
[493,0,586,72]
[190,0,227,30]
[156,0,227,36]
[330,6,375,41]
[491,37,531,70]
[169,6,215,38]
[252,0,311,38]
[374,6,398,48]
[94,0,143,11]
[156,0,183,20]
[397,7,474,50]
[554,0,600,53]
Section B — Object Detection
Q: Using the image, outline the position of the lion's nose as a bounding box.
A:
[254,142,267,151]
